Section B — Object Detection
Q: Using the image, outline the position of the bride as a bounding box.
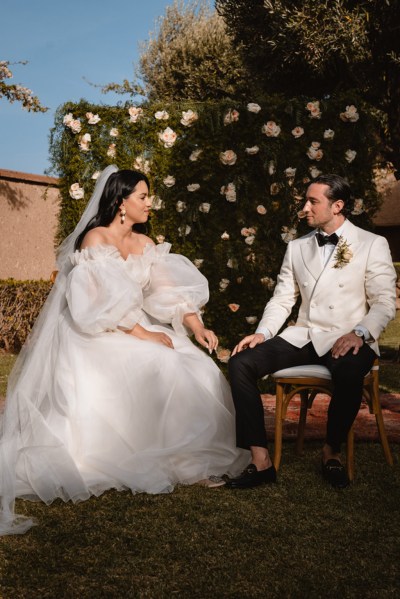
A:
[0,165,249,535]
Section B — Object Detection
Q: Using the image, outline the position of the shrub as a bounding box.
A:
[0,280,51,353]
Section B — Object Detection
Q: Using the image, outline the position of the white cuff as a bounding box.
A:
[354,324,372,342]
[254,327,271,341]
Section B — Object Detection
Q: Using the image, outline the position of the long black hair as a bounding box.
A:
[74,170,150,250]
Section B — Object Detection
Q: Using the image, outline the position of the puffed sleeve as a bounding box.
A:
[66,246,143,335]
[142,244,209,335]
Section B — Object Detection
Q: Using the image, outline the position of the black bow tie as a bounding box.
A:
[316,232,339,246]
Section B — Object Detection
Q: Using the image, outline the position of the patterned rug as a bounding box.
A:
[262,392,400,443]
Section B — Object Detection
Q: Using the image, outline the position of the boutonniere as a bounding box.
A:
[333,236,353,269]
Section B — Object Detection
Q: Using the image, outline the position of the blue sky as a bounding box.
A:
[1,0,211,175]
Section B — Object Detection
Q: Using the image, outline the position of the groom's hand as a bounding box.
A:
[331,331,363,358]
[232,333,265,356]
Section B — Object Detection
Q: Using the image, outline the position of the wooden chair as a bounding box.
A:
[271,359,393,480]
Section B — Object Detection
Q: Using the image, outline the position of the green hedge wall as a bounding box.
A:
[50,92,381,358]
[0,280,52,353]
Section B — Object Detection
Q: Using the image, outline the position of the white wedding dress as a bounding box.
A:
[0,240,248,534]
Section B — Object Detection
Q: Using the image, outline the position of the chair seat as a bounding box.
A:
[272,365,331,379]
[272,364,376,380]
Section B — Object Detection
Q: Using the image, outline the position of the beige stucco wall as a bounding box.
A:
[0,169,60,280]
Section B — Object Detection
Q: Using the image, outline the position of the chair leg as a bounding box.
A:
[346,425,355,482]
[274,383,284,471]
[370,371,394,466]
[374,411,394,466]
[296,390,309,455]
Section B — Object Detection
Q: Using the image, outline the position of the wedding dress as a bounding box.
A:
[0,166,249,535]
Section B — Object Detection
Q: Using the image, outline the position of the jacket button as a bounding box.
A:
[339,283,344,288]
[329,305,334,309]
[303,282,309,287]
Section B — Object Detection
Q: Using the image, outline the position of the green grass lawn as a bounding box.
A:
[380,309,400,351]
[0,443,399,598]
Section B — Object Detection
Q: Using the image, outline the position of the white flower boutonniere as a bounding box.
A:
[333,236,353,269]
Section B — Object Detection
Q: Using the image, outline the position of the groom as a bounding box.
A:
[227,174,396,489]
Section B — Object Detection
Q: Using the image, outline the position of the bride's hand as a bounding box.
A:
[144,331,174,348]
[193,327,218,354]
[128,324,174,348]
[182,313,218,353]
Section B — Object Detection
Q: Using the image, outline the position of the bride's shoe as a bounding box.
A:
[196,476,226,488]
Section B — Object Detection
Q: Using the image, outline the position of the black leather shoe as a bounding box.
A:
[321,459,350,489]
[225,463,277,489]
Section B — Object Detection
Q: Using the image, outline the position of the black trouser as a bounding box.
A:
[228,337,376,454]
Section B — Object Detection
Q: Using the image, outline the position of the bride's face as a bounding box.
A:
[124,181,151,223]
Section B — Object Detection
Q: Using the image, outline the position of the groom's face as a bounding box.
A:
[303,183,342,231]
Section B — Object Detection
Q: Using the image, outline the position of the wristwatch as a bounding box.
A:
[353,329,365,340]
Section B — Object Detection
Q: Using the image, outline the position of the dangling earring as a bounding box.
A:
[120,204,126,224]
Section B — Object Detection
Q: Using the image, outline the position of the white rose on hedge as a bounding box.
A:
[151,196,164,210]
[69,183,84,200]
[245,146,260,155]
[128,106,143,122]
[247,103,261,113]
[176,201,187,212]
[63,113,74,126]
[245,316,258,324]
[340,105,359,122]
[262,121,281,137]
[181,109,198,126]
[345,149,357,163]
[178,224,191,236]
[291,126,304,138]
[69,119,81,134]
[158,127,177,148]
[154,110,169,120]
[107,143,116,157]
[189,149,203,161]
[163,175,176,187]
[220,150,237,166]
[79,133,91,152]
[323,129,335,140]
[86,112,101,124]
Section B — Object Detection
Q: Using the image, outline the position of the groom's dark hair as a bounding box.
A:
[313,174,352,216]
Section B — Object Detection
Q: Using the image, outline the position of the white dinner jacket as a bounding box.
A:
[256,220,397,356]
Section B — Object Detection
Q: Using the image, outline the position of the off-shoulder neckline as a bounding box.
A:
[76,242,170,262]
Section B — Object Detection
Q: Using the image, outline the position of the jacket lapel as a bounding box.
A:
[313,220,360,287]
[300,234,323,281]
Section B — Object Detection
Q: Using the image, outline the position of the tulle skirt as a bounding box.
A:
[12,312,249,503]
